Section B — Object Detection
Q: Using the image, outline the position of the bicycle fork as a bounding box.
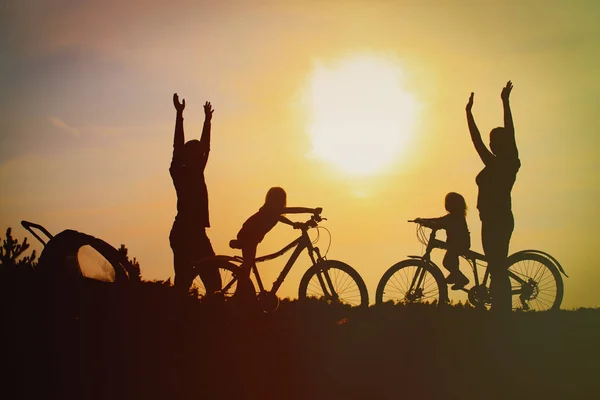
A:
[315,268,338,299]
[407,263,428,301]
[309,246,341,301]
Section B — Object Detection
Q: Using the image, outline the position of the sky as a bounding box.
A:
[1,0,598,308]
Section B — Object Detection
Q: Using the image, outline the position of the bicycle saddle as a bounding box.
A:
[229,239,242,249]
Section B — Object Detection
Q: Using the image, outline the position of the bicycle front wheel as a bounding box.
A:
[190,259,241,301]
[376,259,448,305]
[298,260,369,307]
[507,252,564,311]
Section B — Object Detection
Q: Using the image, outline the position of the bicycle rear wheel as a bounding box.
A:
[190,259,241,301]
[507,252,563,311]
[376,259,448,305]
[298,260,369,307]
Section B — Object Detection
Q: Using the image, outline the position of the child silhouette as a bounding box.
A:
[230,187,321,300]
[415,192,471,290]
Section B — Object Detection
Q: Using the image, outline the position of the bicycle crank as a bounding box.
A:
[257,291,280,313]
[467,285,491,308]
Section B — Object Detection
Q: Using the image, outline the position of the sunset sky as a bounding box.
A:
[1,0,598,308]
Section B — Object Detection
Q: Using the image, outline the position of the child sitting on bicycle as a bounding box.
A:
[232,187,321,300]
[415,192,471,290]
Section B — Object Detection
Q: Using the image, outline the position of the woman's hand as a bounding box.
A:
[173,93,185,113]
[204,101,214,121]
[466,92,474,112]
[501,81,513,102]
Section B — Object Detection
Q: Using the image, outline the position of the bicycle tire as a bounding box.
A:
[298,260,369,307]
[375,259,448,305]
[190,259,247,301]
[506,252,564,311]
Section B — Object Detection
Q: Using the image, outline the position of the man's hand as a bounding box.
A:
[501,81,513,102]
[314,207,323,215]
[173,93,185,113]
[204,101,214,121]
[466,92,474,112]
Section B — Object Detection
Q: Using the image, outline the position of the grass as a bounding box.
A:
[2,277,599,400]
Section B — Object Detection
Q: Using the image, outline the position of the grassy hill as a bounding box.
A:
[2,278,599,400]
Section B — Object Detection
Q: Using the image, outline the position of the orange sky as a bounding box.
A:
[1,1,599,308]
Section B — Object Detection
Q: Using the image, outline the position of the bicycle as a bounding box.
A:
[376,220,567,311]
[191,213,369,312]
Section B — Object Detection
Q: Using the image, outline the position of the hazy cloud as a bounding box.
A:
[49,116,80,137]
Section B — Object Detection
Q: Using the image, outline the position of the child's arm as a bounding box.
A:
[282,207,322,215]
[279,216,303,229]
[279,207,322,229]
[415,215,448,229]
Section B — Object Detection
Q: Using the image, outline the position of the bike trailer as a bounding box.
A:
[21,220,132,284]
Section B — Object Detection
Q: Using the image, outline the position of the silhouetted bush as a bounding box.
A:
[117,244,142,283]
[0,227,37,272]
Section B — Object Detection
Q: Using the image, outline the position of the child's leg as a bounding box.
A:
[443,251,460,275]
[236,245,257,299]
[444,251,469,289]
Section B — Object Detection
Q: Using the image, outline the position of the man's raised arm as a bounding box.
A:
[198,101,214,170]
[172,93,186,162]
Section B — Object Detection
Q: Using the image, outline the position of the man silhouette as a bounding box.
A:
[169,93,220,295]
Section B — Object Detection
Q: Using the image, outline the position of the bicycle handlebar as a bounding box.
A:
[296,213,326,230]
[408,219,440,236]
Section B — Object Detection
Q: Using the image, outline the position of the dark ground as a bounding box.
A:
[2,279,599,400]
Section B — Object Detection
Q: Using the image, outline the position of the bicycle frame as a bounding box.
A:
[412,228,488,291]
[415,226,539,300]
[235,226,325,296]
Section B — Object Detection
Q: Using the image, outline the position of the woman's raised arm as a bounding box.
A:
[466,92,494,165]
[501,81,518,157]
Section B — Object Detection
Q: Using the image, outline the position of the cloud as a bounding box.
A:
[48,116,80,137]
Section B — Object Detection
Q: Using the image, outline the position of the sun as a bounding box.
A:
[304,54,418,176]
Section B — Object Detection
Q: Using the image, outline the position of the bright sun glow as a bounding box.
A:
[305,55,418,175]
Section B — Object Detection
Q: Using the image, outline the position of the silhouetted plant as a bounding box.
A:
[118,244,142,283]
[0,227,37,272]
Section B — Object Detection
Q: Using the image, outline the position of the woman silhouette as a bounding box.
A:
[466,81,520,312]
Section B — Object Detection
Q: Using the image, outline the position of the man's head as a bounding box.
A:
[183,140,203,167]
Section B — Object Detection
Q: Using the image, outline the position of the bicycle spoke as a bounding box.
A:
[190,262,239,300]
[332,269,351,294]
[508,254,562,311]
[302,263,367,306]
[381,264,442,304]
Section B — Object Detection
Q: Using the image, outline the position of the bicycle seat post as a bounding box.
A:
[251,263,266,293]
